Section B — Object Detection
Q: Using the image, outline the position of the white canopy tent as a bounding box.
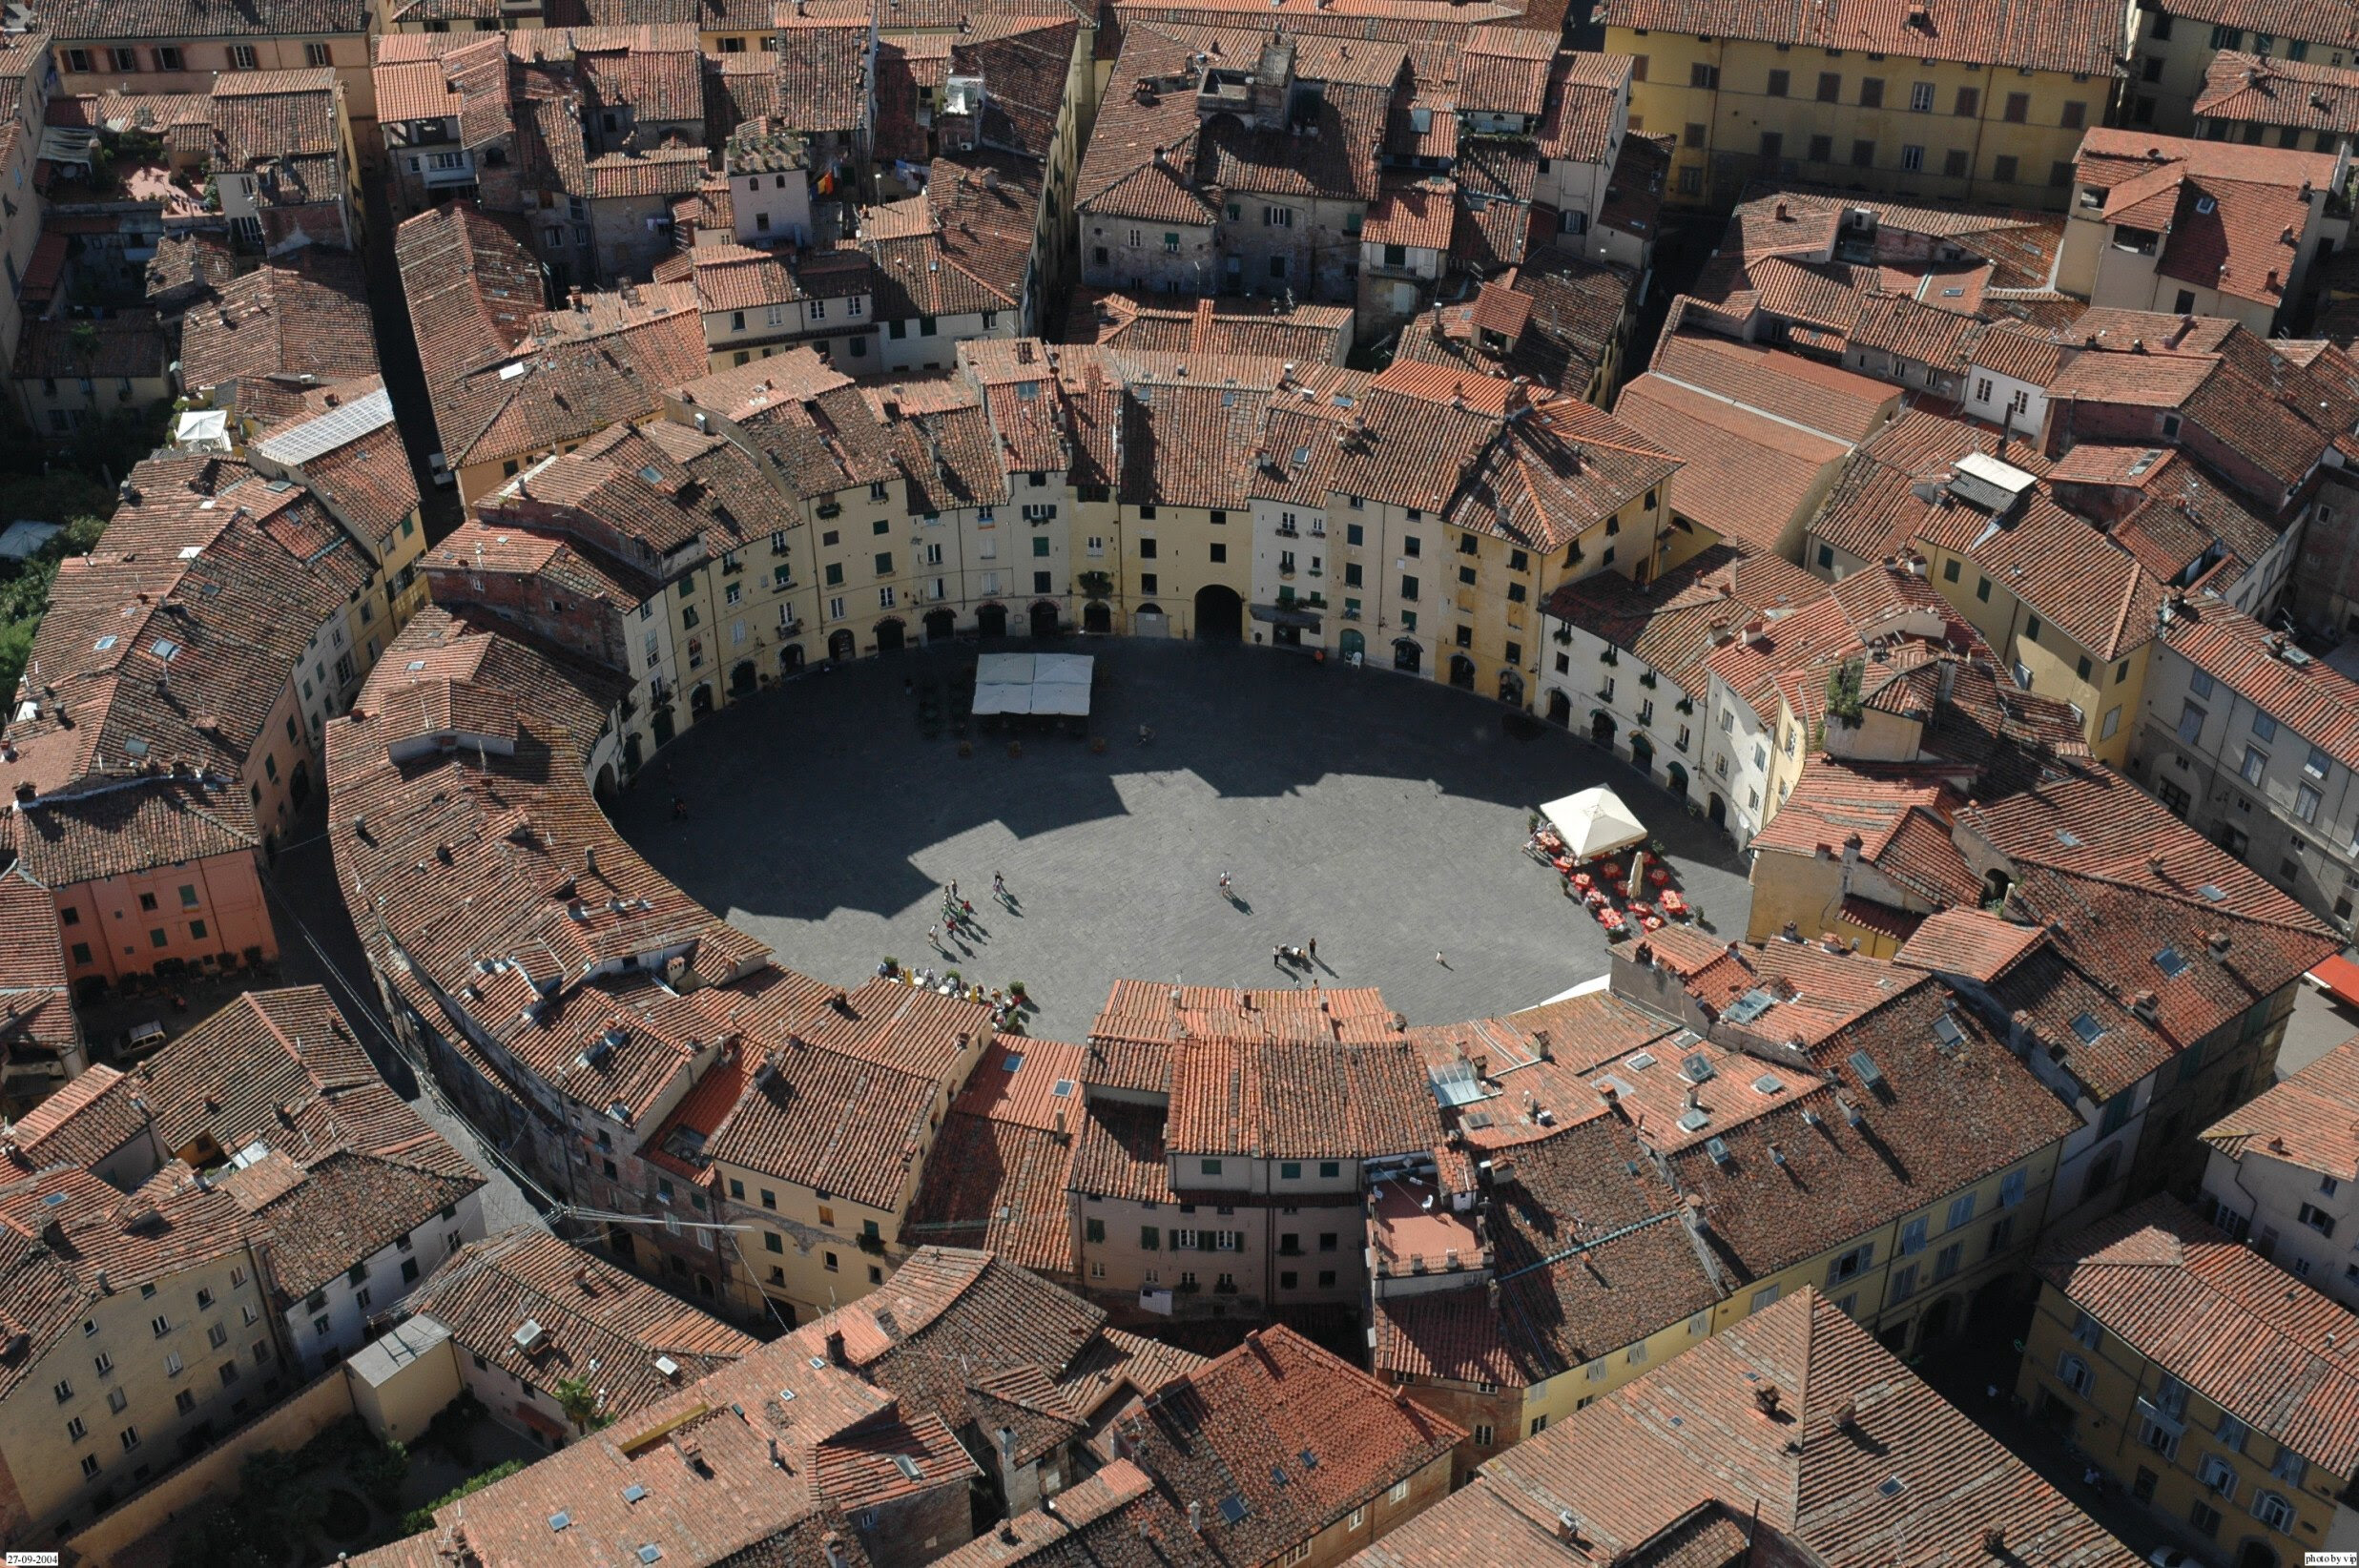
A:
[973,651,1096,715]
[1541,786,1648,861]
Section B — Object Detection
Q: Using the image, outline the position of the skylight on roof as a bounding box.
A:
[2156,946,2191,978]
[623,1484,649,1503]
[93,635,115,651]
[1677,1107,1710,1133]
[2198,884,2226,902]
[2070,1012,2105,1045]
[2055,829,2082,848]
[1723,989,1776,1026]
[1932,1015,1966,1052]
[2195,196,2217,215]
[406,659,426,671]
[1680,1052,1716,1083]
[548,1513,572,1533]
[150,638,180,660]
[1626,1053,1655,1070]
[639,464,666,485]
[1877,1475,1906,1497]
[638,1547,664,1565]
[1218,1496,1249,1524]
[893,1455,922,1479]
[1003,1052,1024,1072]
[1847,1049,1886,1088]
[1052,1079,1075,1097]
[1752,1074,1784,1095]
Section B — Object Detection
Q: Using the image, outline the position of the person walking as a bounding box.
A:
[926,924,940,950]
[1436,951,1447,967]
[1307,937,1317,961]
[1218,872,1232,894]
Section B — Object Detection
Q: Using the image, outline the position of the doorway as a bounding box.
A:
[1547,690,1571,727]
[730,660,756,695]
[828,629,856,662]
[1707,792,1726,827]
[1393,638,1421,673]
[1338,629,1364,663]
[1498,669,1523,707]
[876,618,906,654]
[1084,602,1112,634]
[1590,710,1616,746]
[690,683,714,717]
[1030,601,1061,638]
[976,603,1008,638]
[924,609,957,643]
[1194,584,1243,640]
[1449,654,1476,689]
[1630,732,1654,774]
[780,644,804,673]
[1665,760,1687,797]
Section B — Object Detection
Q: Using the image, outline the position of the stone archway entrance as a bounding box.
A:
[1393,638,1421,673]
[1448,654,1476,689]
[1547,690,1571,727]
[1498,669,1524,707]
[1084,602,1112,634]
[829,629,856,662]
[924,609,957,643]
[1630,732,1654,774]
[1194,584,1243,640]
[977,603,1009,638]
[730,660,756,695]
[876,618,906,654]
[1591,710,1615,746]
[1030,601,1061,638]
[1338,629,1364,663]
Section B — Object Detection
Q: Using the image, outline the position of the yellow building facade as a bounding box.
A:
[1913,538,2152,768]
[2018,1275,2344,1565]
[1604,28,2120,211]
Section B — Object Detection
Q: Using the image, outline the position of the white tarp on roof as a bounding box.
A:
[972,650,1095,715]
[1541,786,1648,860]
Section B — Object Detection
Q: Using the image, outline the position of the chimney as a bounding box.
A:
[1982,1526,2007,1556]
[2131,991,2160,1022]
[2207,930,2230,960]
[1188,1502,1203,1533]
[825,1329,847,1365]
[1753,1383,1781,1417]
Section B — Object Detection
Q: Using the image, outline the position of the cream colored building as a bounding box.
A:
[0,1169,281,1549]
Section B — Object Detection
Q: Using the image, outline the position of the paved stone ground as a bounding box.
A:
[611,639,1756,1042]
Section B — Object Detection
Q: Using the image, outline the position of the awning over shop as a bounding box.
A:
[1251,602,1323,629]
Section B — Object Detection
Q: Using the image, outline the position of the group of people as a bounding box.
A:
[1272,937,1317,970]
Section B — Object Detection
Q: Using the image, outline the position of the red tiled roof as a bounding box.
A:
[2160,593,2359,770]
[1113,1324,1462,1560]
[1893,908,2049,983]
[2204,1031,2359,1179]
[2040,1196,2359,1475]
[2198,50,2359,136]
[1614,374,1847,554]
[1369,1288,2138,1568]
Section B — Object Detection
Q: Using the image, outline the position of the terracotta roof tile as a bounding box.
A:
[2040,1196,2359,1475]
[1369,1289,2138,1568]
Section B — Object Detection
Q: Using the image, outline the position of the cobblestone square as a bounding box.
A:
[612,639,1755,1041]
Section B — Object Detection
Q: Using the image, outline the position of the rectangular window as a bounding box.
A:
[1852,139,1876,168]
[1817,72,1842,102]
[1954,86,1979,116]
[2003,93,2029,122]
[1858,77,1884,108]
[1909,80,1934,111]
[1767,69,1790,95]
